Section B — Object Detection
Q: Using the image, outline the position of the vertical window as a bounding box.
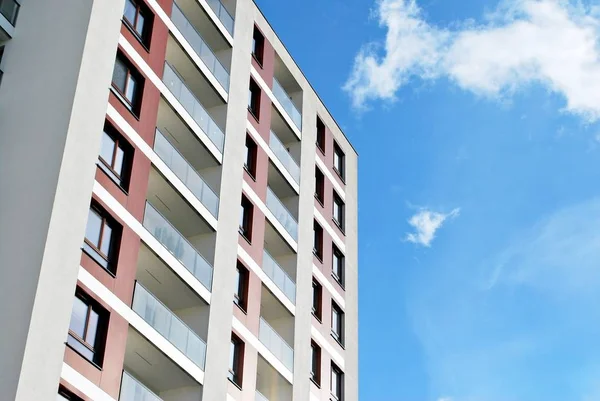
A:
[244,135,257,177]
[332,245,345,286]
[333,192,345,230]
[66,290,108,366]
[333,142,345,180]
[331,363,344,400]
[99,123,132,189]
[316,117,326,153]
[331,302,344,345]
[234,262,249,311]
[239,195,253,241]
[123,0,152,46]
[313,221,323,260]
[248,79,261,119]
[252,26,265,65]
[229,335,244,387]
[315,168,325,205]
[83,204,120,273]
[311,340,321,385]
[112,53,143,114]
[312,279,322,320]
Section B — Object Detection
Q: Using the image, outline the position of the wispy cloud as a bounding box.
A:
[405,208,460,246]
[344,0,600,121]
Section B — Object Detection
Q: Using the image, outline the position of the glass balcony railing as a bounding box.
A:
[162,62,225,152]
[132,282,207,369]
[154,129,219,217]
[262,250,296,304]
[255,390,269,401]
[119,371,163,401]
[259,317,294,372]
[171,2,230,90]
[269,131,300,184]
[0,0,19,26]
[272,78,302,130]
[205,0,234,36]
[143,202,213,291]
[266,187,298,241]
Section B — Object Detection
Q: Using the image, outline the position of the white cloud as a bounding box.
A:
[344,0,600,121]
[405,208,460,246]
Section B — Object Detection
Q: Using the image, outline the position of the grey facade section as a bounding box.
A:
[0,0,124,399]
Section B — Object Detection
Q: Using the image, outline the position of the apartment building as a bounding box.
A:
[0,0,358,401]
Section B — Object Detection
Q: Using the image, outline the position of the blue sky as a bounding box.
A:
[255,0,600,400]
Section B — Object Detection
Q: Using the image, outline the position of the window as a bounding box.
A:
[99,123,132,189]
[83,205,120,273]
[315,168,325,205]
[331,363,344,400]
[123,0,152,46]
[313,221,323,260]
[252,26,265,65]
[234,262,249,311]
[229,335,244,387]
[312,279,322,320]
[333,142,345,180]
[248,79,261,119]
[66,290,108,366]
[331,302,344,345]
[333,192,345,230]
[316,117,326,153]
[332,245,345,286]
[239,195,253,241]
[311,341,321,386]
[112,53,143,114]
[58,387,83,401]
[244,135,257,177]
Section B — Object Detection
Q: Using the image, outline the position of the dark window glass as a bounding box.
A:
[331,302,344,345]
[313,221,323,260]
[252,26,265,65]
[239,196,253,241]
[248,79,261,119]
[123,0,152,46]
[333,192,345,230]
[229,335,244,386]
[316,117,326,153]
[98,123,132,189]
[83,205,120,273]
[331,363,344,400]
[312,279,322,320]
[332,245,344,286]
[234,263,248,311]
[333,142,345,179]
[311,341,321,385]
[315,168,325,204]
[244,135,257,177]
[58,387,84,401]
[66,291,107,366]
[112,54,143,114]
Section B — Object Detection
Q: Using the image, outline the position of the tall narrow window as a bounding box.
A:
[244,135,257,177]
[112,53,143,114]
[315,168,325,205]
[67,290,108,366]
[316,117,326,153]
[239,195,253,241]
[229,335,244,387]
[123,0,152,46]
[83,204,120,273]
[313,221,323,260]
[248,79,261,119]
[333,192,345,230]
[312,279,322,320]
[331,302,344,345]
[331,363,344,400]
[99,123,132,189]
[311,340,322,385]
[332,245,345,286]
[234,262,249,311]
[252,26,265,65]
[333,142,345,180]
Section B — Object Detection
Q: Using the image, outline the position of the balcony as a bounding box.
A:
[255,390,269,401]
[256,354,293,399]
[143,202,213,291]
[162,62,225,152]
[266,187,298,241]
[272,78,302,130]
[0,0,19,25]
[171,2,229,90]
[262,250,295,304]
[259,317,294,372]
[154,128,219,217]
[205,0,234,35]
[119,371,162,401]
[132,282,207,369]
[269,131,300,184]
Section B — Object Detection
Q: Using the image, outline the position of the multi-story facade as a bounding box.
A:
[0,0,358,400]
